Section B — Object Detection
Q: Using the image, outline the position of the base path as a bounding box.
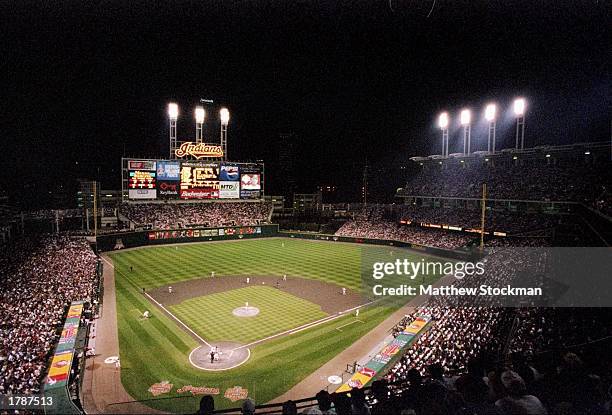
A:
[148,275,365,315]
[268,273,456,404]
[81,254,165,414]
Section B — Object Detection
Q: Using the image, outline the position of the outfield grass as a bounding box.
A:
[109,238,442,413]
[169,286,328,343]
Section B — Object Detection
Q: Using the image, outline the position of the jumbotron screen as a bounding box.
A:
[123,159,262,200]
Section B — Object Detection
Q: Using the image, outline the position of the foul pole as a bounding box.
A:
[480,183,487,249]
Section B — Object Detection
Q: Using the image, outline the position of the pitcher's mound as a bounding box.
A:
[189,342,250,371]
[232,306,260,317]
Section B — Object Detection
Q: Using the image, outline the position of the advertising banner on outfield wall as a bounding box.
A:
[147,226,262,240]
[148,228,220,240]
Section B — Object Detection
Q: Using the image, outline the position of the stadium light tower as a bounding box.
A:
[438,112,449,157]
[195,106,205,143]
[485,104,497,153]
[460,109,471,155]
[220,108,230,161]
[168,103,179,159]
[513,98,526,150]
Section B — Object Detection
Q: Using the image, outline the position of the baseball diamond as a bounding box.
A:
[105,238,442,412]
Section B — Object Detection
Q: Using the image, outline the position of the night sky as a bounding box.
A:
[2,0,610,207]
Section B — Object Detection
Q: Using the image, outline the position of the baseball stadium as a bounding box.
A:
[2,2,612,415]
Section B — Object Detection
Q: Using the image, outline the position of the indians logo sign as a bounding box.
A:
[175,142,223,159]
[148,381,173,396]
[224,386,249,402]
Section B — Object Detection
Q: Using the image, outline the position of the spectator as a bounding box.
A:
[494,371,547,415]
[197,395,214,415]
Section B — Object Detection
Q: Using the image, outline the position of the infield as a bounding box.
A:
[169,285,328,343]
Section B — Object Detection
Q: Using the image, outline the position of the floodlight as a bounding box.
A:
[485,104,496,121]
[168,103,179,120]
[438,112,449,129]
[220,108,230,125]
[460,109,471,125]
[513,98,526,116]
[195,106,205,123]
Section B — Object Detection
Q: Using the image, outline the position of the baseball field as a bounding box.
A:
[108,238,442,412]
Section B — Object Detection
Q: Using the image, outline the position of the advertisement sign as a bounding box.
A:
[129,189,157,199]
[157,161,180,180]
[180,162,220,199]
[219,181,240,199]
[128,160,156,171]
[336,313,430,394]
[219,164,240,181]
[240,173,260,190]
[157,181,180,199]
[129,170,156,190]
[45,301,83,390]
[122,159,263,200]
[46,351,73,387]
[240,166,261,199]
[148,228,220,240]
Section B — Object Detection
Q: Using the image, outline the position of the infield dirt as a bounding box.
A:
[148,275,367,314]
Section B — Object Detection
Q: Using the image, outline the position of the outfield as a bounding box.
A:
[109,238,443,412]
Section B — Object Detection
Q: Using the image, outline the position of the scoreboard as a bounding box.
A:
[122,159,263,201]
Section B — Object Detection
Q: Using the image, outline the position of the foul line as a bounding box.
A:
[336,319,364,331]
[232,300,376,351]
[100,256,212,348]
[144,292,212,348]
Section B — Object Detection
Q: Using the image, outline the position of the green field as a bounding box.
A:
[109,238,442,413]
[170,286,327,343]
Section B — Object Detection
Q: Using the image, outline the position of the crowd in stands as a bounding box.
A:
[398,205,560,235]
[335,207,474,249]
[376,242,612,414]
[401,163,611,204]
[0,236,98,395]
[120,201,273,229]
[336,220,474,249]
[334,202,609,248]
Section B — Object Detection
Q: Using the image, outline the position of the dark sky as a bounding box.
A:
[2,0,611,205]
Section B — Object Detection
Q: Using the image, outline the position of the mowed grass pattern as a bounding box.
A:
[110,238,363,290]
[109,238,444,413]
[170,286,327,343]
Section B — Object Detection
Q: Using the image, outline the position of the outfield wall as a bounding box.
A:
[280,231,479,261]
[96,225,477,261]
[96,224,280,252]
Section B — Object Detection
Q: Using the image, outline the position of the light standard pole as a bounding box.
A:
[460,109,471,155]
[514,98,526,149]
[485,104,497,153]
[168,103,178,159]
[220,108,230,161]
[195,106,205,143]
[438,112,449,157]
